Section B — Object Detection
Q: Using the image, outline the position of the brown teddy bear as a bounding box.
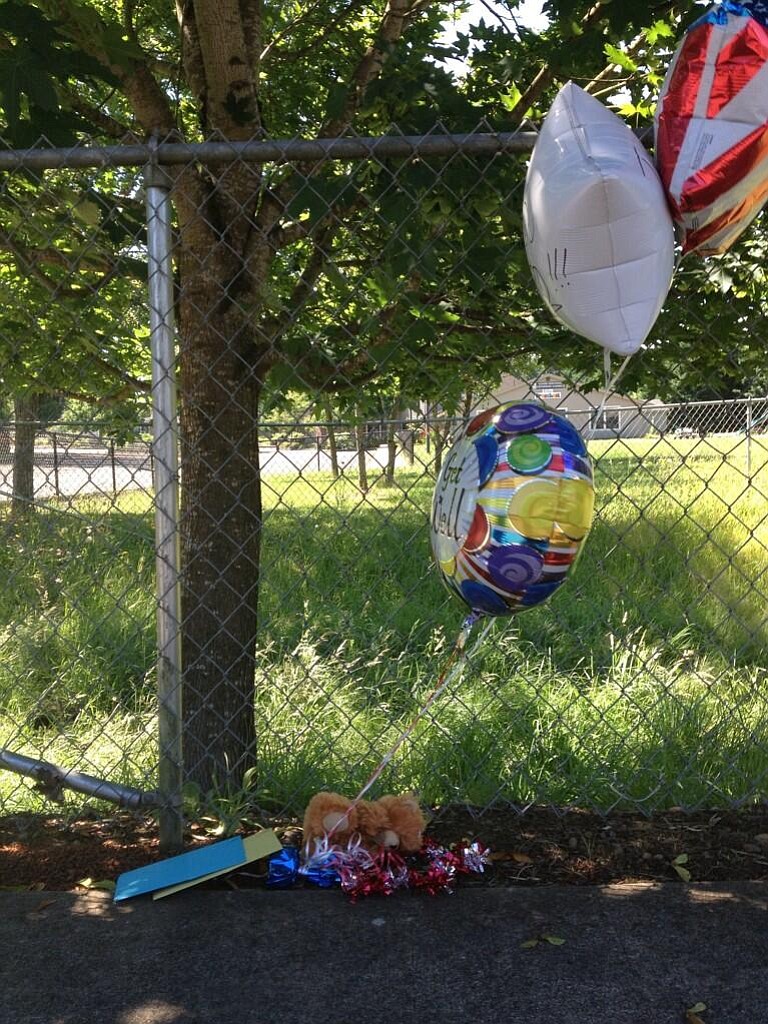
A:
[302,791,426,854]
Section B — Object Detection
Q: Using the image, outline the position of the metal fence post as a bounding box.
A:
[145,150,184,852]
[746,396,753,479]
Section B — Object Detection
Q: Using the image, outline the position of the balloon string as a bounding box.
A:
[324,611,495,843]
[586,351,634,440]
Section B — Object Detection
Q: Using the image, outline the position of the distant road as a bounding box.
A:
[0,443,411,504]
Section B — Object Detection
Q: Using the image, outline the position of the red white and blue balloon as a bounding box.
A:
[430,402,595,617]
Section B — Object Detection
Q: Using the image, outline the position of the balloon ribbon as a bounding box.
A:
[324,610,495,844]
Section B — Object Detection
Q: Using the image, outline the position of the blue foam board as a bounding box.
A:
[114,836,246,901]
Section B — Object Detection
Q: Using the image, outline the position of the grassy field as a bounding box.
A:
[1,432,767,817]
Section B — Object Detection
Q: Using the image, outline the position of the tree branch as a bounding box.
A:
[175,0,207,121]
[506,1,608,127]
[0,231,145,298]
[288,334,539,394]
[508,0,680,127]
[52,382,150,404]
[1,231,65,295]
[37,0,177,133]
[123,0,139,45]
[58,87,136,140]
[253,1,423,258]
[0,236,109,273]
[260,0,369,65]
[260,221,341,345]
[269,220,310,249]
[582,30,650,95]
[81,354,151,394]
[322,0,425,137]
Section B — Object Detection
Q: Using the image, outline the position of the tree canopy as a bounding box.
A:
[0,0,765,792]
[1,0,763,416]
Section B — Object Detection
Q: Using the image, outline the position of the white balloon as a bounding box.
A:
[523,82,675,356]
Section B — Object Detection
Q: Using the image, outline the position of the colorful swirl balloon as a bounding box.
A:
[430,401,595,617]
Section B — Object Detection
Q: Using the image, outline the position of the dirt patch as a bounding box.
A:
[432,805,768,886]
[2,806,768,892]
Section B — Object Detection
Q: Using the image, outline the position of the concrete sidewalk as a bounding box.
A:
[1,883,766,1024]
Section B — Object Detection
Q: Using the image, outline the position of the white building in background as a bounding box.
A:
[487,373,668,439]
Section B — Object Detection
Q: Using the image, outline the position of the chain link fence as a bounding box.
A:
[1,128,767,844]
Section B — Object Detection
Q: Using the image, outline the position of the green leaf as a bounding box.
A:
[520,938,539,948]
[0,74,20,130]
[72,198,101,228]
[687,1004,707,1015]
[604,43,638,72]
[673,853,689,865]
[500,83,522,112]
[0,2,58,40]
[646,20,675,46]
[76,877,116,892]
[672,863,691,882]
[0,46,51,121]
[542,934,566,945]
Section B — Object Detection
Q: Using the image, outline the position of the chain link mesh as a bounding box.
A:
[1,129,767,827]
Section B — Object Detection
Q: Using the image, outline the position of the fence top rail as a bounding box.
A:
[0,132,540,172]
[594,395,768,413]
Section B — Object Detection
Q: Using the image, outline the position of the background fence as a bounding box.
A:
[3,398,768,503]
[1,128,767,845]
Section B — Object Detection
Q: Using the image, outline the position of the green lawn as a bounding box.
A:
[2,432,767,815]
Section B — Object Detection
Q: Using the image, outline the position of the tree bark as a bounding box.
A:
[12,392,40,517]
[174,191,267,793]
[384,402,399,486]
[29,0,427,802]
[433,422,446,477]
[355,412,369,494]
[323,398,339,479]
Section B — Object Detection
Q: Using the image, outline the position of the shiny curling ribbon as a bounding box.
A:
[266,846,302,888]
[267,834,375,889]
[340,847,411,900]
[267,835,491,896]
[266,838,341,889]
[454,840,490,875]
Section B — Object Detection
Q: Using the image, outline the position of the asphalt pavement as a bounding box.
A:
[1,882,766,1024]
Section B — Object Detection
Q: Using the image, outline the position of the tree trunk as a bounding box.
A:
[177,247,264,794]
[12,392,40,517]
[323,398,339,479]
[403,428,415,467]
[434,422,446,477]
[384,402,398,487]
[355,413,369,494]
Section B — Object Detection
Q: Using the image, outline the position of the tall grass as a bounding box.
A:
[1,433,767,814]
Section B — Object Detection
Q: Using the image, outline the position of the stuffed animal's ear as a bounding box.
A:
[399,796,420,811]
[322,810,352,833]
[303,791,354,846]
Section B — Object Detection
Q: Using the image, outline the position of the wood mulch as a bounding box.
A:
[2,805,768,892]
